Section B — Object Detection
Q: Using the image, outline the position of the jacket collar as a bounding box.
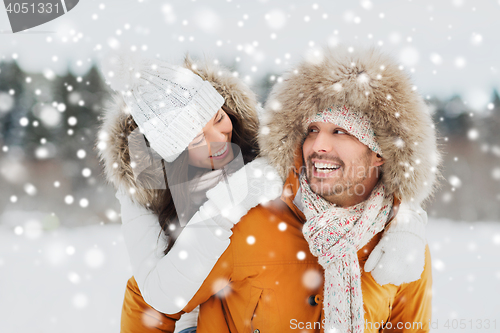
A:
[280,145,306,222]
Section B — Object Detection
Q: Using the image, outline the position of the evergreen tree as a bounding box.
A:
[0,61,28,147]
[442,95,472,137]
[488,89,500,142]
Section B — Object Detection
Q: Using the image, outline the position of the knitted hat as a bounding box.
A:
[306,105,382,156]
[101,50,224,162]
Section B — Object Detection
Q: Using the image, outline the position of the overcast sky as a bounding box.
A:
[0,0,499,110]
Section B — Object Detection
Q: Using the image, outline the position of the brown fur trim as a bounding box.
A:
[259,46,441,204]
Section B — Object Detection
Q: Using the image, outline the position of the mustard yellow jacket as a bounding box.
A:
[121,156,432,333]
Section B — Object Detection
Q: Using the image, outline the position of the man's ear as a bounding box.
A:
[373,153,385,167]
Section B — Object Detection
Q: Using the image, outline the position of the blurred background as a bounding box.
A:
[0,0,499,332]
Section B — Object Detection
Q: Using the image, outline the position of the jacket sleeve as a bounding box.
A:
[118,189,233,314]
[121,247,234,332]
[121,277,182,333]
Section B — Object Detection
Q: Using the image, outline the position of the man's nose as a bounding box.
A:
[312,132,333,153]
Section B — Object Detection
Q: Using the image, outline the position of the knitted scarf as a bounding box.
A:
[300,173,393,333]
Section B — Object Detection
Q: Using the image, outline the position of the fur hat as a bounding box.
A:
[259,46,441,204]
[97,56,260,209]
[100,50,224,162]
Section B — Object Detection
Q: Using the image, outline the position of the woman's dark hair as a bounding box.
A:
[151,104,259,254]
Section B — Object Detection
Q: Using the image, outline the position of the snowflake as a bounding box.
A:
[84,248,105,268]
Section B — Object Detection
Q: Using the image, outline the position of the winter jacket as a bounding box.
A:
[120,149,433,332]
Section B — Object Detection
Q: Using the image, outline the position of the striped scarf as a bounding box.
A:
[300,173,393,333]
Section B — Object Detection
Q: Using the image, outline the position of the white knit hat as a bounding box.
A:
[101,50,224,162]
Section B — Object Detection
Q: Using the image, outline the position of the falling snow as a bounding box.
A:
[448,175,462,188]
[0,92,14,113]
[0,1,499,332]
[39,105,62,128]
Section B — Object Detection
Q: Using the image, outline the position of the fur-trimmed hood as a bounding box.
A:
[259,46,441,204]
[97,57,260,208]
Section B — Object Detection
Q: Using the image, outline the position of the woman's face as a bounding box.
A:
[187,108,234,169]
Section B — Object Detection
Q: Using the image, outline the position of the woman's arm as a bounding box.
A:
[118,157,282,313]
[118,189,233,314]
[364,201,428,286]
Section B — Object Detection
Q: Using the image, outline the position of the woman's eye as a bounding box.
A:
[216,114,224,123]
[192,136,205,146]
[308,128,318,133]
[334,129,347,135]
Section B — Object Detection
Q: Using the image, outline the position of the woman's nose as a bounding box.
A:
[204,128,227,144]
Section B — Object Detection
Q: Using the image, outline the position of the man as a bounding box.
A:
[119,46,440,332]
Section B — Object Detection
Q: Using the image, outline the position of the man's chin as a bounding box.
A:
[308,179,342,196]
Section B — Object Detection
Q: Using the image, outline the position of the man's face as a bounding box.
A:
[302,121,384,206]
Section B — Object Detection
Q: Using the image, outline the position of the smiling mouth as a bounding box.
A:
[210,143,228,158]
[312,161,341,177]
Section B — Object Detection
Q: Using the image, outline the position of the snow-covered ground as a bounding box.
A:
[426,219,500,332]
[0,223,131,333]
[0,219,499,333]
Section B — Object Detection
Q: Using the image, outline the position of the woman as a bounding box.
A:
[98,53,282,332]
[98,52,429,332]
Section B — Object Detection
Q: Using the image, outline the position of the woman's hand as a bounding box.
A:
[364,202,427,286]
